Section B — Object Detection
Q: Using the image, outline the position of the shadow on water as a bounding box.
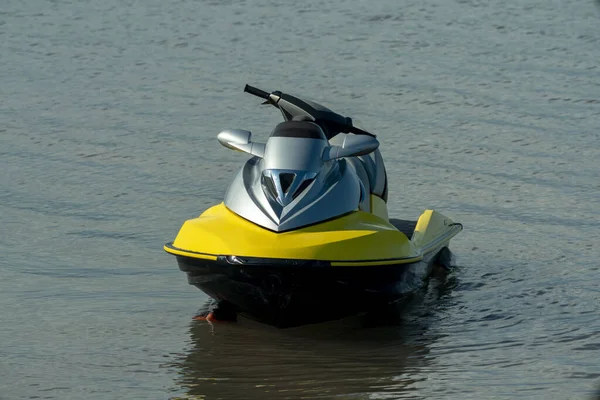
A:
[170,268,460,400]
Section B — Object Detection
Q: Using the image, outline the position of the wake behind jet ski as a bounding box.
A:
[164,84,463,328]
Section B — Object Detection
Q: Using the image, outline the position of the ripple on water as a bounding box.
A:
[1,0,600,398]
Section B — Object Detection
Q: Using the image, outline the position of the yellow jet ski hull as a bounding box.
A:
[164,201,462,328]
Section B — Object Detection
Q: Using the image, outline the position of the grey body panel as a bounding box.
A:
[263,137,327,172]
[329,133,388,201]
[223,122,387,232]
[224,157,361,232]
[345,158,371,212]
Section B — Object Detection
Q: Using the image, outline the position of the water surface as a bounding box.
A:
[1,0,599,398]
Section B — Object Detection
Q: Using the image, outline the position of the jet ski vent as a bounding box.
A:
[279,173,295,194]
[261,169,317,206]
[261,174,277,199]
[292,178,315,200]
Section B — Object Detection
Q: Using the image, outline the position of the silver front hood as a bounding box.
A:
[224,137,362,232]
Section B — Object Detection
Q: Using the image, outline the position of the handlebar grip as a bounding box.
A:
[244,84,270,100]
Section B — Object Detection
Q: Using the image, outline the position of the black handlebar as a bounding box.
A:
[244,84,270,100]
[243,84,376,138]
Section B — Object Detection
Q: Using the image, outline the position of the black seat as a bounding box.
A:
[270,121,327,140]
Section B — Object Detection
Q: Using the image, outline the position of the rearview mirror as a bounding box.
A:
[322,135,379,161]
[217,129,266,158]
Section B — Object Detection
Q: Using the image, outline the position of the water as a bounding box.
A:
[1,0,599,398]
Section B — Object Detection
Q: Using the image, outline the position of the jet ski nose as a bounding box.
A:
[261,169,317,207]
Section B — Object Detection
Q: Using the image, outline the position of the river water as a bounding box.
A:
[1,0,599,399]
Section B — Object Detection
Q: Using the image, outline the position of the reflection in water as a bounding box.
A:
[593,384,600,400]
[171,272,459,399]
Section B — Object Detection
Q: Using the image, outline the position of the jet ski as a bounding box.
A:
[164,84,463,328]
